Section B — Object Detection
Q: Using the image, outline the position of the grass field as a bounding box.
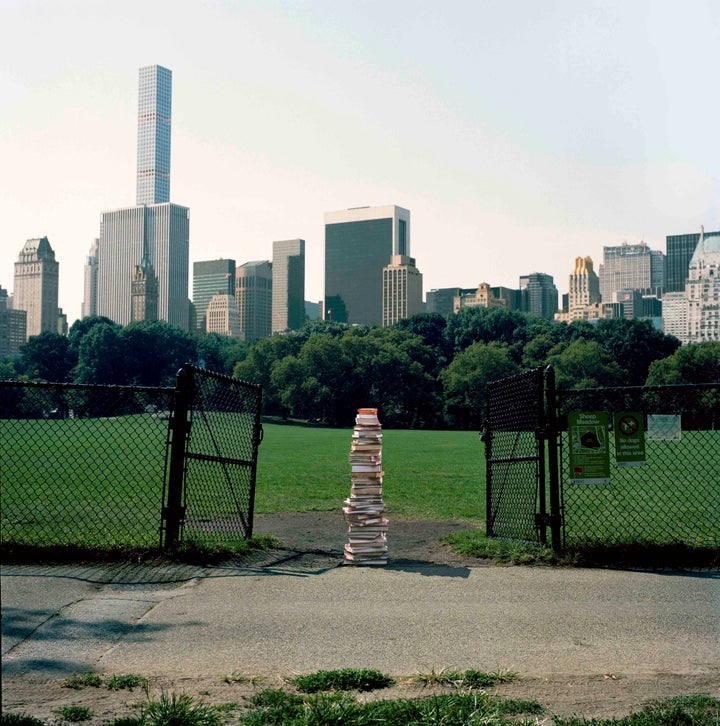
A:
[255,423,483,521]
[0,419,485,550]
[1,416,717,554]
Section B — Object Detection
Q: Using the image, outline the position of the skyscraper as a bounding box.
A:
[193,259,236,333]
[567,256,601,315]
[136,65,172,206]
[598,242,665,302]
[96,65,189,330]
[206,293,242,338]
[272,239,305,333]
[81,239,99,319]
[520,272,558,319]
[236,260,272,342]
[382,254,423,326]
[97,203,189,328]
[0,286,26,356]
[13,236,59,340]
[324,205,410,326]
[686,227,720,343]
[666,229,720,293]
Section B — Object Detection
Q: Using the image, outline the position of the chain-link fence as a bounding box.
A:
[1,367,264,552]
[557,383,720,549]
[175,365,263,546]
[0,381,175,549]
[484,370,719,554]
[484,368,547,544]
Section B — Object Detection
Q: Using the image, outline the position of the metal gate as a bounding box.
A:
[483,366,560,547]
[163,364,263,548]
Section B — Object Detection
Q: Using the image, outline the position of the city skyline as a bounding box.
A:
[2,1,719,325]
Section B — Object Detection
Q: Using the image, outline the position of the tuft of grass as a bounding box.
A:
[553,693,720,725]
[136,690,223,726]
[105,673,148,691]
[62,672,103,690]
[243,689,305,724]
[412,667,518,689]
[442,530,567,565]
[53,706,93,722]
[289,668,395,693]
[0,715,47,726]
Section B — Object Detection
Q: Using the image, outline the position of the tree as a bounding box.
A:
[19,332,73,382]
[592,318,680,386]
[394,313,451,370]
[546,338,624,389]
[119,321,197,387]
[441,342,520,429]
[73,323,126,384]
[196,333,249,376]
[233,334,304,416]
[444,306,532,356]
[646,342,720,385]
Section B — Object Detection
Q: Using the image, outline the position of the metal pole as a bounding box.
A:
[163,366,191,549]
[545,365,562,552]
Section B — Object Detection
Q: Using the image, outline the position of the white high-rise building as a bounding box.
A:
[96,65,189,330]
[81,239,99,319]
[206,293,242,338]
[136,65,172,206]
[661,292,688,343]
[382,254,423,326]
[686,227,720,344]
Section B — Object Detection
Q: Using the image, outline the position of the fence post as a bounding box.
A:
[545,365,562,552]
[164,365,192,549]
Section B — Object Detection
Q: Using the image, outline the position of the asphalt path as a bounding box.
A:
[2,561,719,681]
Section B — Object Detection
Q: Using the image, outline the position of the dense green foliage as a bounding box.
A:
[4,308,718,429]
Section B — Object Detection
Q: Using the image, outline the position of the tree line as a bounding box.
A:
[2,308,719,429]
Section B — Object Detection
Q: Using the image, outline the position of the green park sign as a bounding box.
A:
[568,411,610,485]
[614,411,646,467]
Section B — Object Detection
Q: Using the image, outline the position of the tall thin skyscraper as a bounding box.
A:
[272,239,305,333]
[324,205,410,326]
[136,65,172,206]
[81,239,99,319]
[13,237,59,340]
[96,65,189,330]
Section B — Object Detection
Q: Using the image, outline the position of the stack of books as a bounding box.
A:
[343,408,388,565]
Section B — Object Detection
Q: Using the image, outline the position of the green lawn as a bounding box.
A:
[255,425,484,521]
[0,419,485,549]
[1,416,717,552]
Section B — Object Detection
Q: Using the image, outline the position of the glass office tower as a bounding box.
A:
[324,205,410,326]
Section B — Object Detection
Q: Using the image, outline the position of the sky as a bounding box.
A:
[2,0,719,325]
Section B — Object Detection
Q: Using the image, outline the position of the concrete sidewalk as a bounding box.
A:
[2,560,719,681]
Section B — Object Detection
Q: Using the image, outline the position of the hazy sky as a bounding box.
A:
[2,0,718,325]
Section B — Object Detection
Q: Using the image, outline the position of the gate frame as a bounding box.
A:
[484,365,562,551]
[162,364,263,550]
